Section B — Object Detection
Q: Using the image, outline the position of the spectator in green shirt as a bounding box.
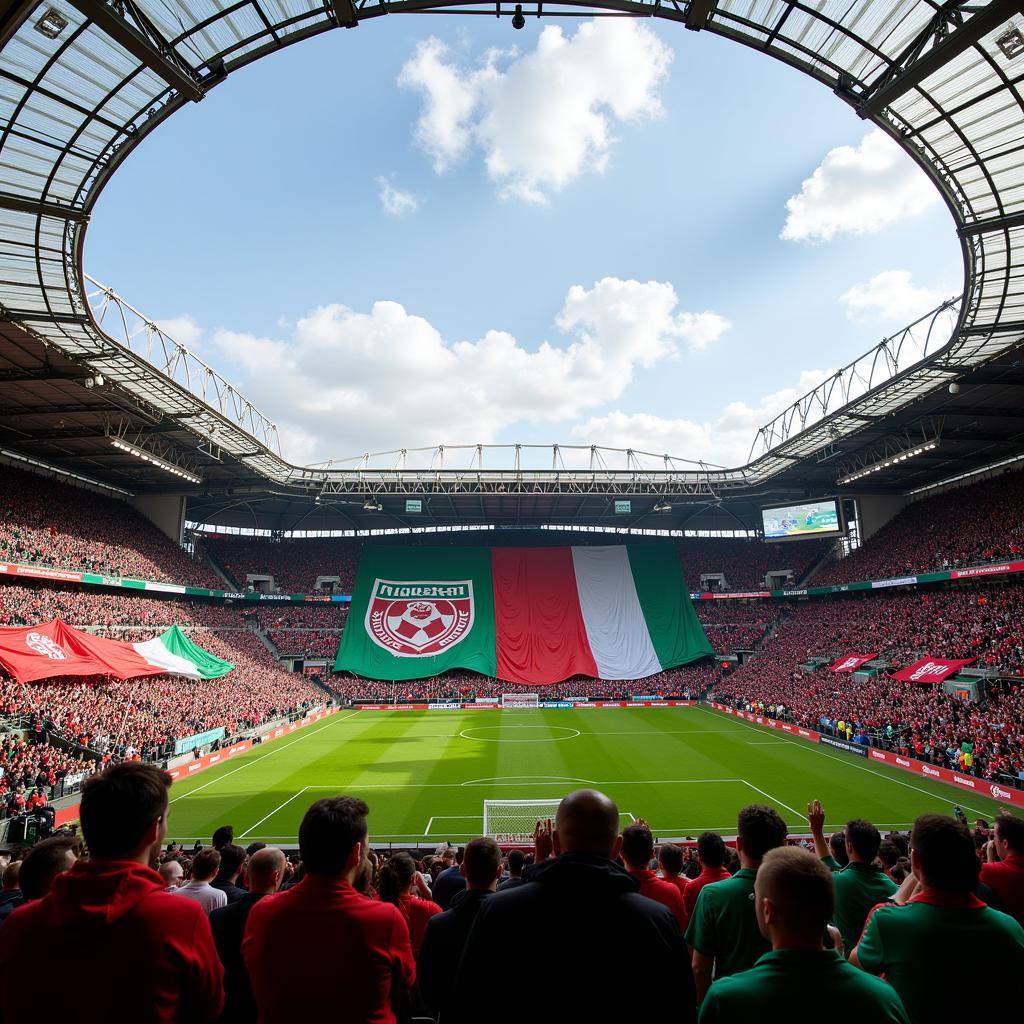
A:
[699,847,909,1024]
[851,814,1024,1023]
[685,804,787,1003]
[807,798,897,956]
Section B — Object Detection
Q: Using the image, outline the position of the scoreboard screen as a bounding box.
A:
[761,499,844,541]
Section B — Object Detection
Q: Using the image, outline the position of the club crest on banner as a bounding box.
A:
[365,579,474,657]
[26,632,66,660]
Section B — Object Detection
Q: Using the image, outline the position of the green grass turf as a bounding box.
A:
[165,706,1014,845]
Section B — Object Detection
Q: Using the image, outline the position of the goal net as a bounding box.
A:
[483,799,561,843]
[501,693,539,708]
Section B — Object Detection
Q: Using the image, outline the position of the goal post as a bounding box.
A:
[483,799,561,843]
[501,693,539,708]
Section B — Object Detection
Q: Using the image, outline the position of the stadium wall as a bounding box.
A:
[705,703,1024,810]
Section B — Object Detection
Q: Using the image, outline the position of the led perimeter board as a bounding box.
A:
[761,498,844,541]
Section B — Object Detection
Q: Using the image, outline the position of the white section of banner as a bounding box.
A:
[132,638,202,679]
[570,546,661,680]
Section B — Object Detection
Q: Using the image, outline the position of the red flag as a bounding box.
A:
[0,620,164,684]
[892,657,976,684]
[830,653,878,673]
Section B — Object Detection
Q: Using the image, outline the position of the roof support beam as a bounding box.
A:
[0,0,37,51]
[859,0,1023,118]
[65,0,206,102]
[684,0,717,31]
[959,209,1024,236]
[328,0,358,28]
[0,191,88,222]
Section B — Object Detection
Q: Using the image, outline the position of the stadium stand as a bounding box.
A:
[0,467,221,588]
[710,587,1024,785]
[819,470,1024,585]
[202,535,363,593]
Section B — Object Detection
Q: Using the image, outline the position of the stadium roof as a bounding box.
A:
[1,0,1024,531]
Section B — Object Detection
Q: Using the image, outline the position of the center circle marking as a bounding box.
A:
[459,725,581,743]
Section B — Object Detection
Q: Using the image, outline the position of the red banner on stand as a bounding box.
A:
[829,653,878,673]
[892,657,976,683]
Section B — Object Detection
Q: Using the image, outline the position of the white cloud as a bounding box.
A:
[840,270,945,322]
[209,277,727,463]
[782,129,940,242]
[155,315,203,349]
[574,369,833,467]
[376,176,419,217]
[399,20,672,203]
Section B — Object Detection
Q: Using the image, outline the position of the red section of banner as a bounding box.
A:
[0,619,163,683]
[830,653,878,673]
[492,547,598,685]
[892,657,976,684]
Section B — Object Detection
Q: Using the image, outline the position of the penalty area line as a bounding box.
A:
[241,787,310,838]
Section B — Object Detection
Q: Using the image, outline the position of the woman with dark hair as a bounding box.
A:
[377,852,441,956]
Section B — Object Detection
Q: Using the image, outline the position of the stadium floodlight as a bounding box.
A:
[109,439,202,485]
[363,498,383,512]
[652,500,672,513]
[511,4,526,29]
[836,442,937,486]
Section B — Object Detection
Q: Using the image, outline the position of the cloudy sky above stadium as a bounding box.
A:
[87,18,961,468]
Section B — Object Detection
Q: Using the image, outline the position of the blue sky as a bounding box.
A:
[86,17,962,468]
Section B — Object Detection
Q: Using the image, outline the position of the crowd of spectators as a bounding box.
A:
[680,537,830,591]
[0,627,327,763]
[0,581,251,629]
[710,585,1024,784]
[267,630,342,659]
[695,602,781,653]
[818,468,1024,585]
[0,467,220,587]
[324,663,721,703]
[1,767,1020,1024]
[202,535,363,593]
[0,732,89,814]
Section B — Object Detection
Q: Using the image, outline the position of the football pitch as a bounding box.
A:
[165,706,1014,844]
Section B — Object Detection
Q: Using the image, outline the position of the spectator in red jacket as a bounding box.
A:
[243,796,416,1024]
[621,821,688,933]
[0,762,224,1023]
[981,814,1024,927]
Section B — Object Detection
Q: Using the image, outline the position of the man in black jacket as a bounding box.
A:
[450,790,695,1023]
[211,844,248,905]
[418,837,502,1020]
[209,847,286,1023]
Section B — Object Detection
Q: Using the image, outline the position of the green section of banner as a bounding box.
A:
[157,625,235,679]
[334,547,497,680]
[627,544,714,668]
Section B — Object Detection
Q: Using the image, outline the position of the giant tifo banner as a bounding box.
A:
[892,657,976,683]
[830,653,878,673]
[0,621,234,684]
[334,545,713,684]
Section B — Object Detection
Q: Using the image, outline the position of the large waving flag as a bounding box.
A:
[334,545,713,684]
[0,620,234,684]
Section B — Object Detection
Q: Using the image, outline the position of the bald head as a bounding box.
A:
[248,847,287,894]
[554,790,621,858]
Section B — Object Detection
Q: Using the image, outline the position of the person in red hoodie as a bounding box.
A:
[243,796,416,1024]
[0,762,223,1024]
[981,813,1024,926]
[620,821,688,933]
